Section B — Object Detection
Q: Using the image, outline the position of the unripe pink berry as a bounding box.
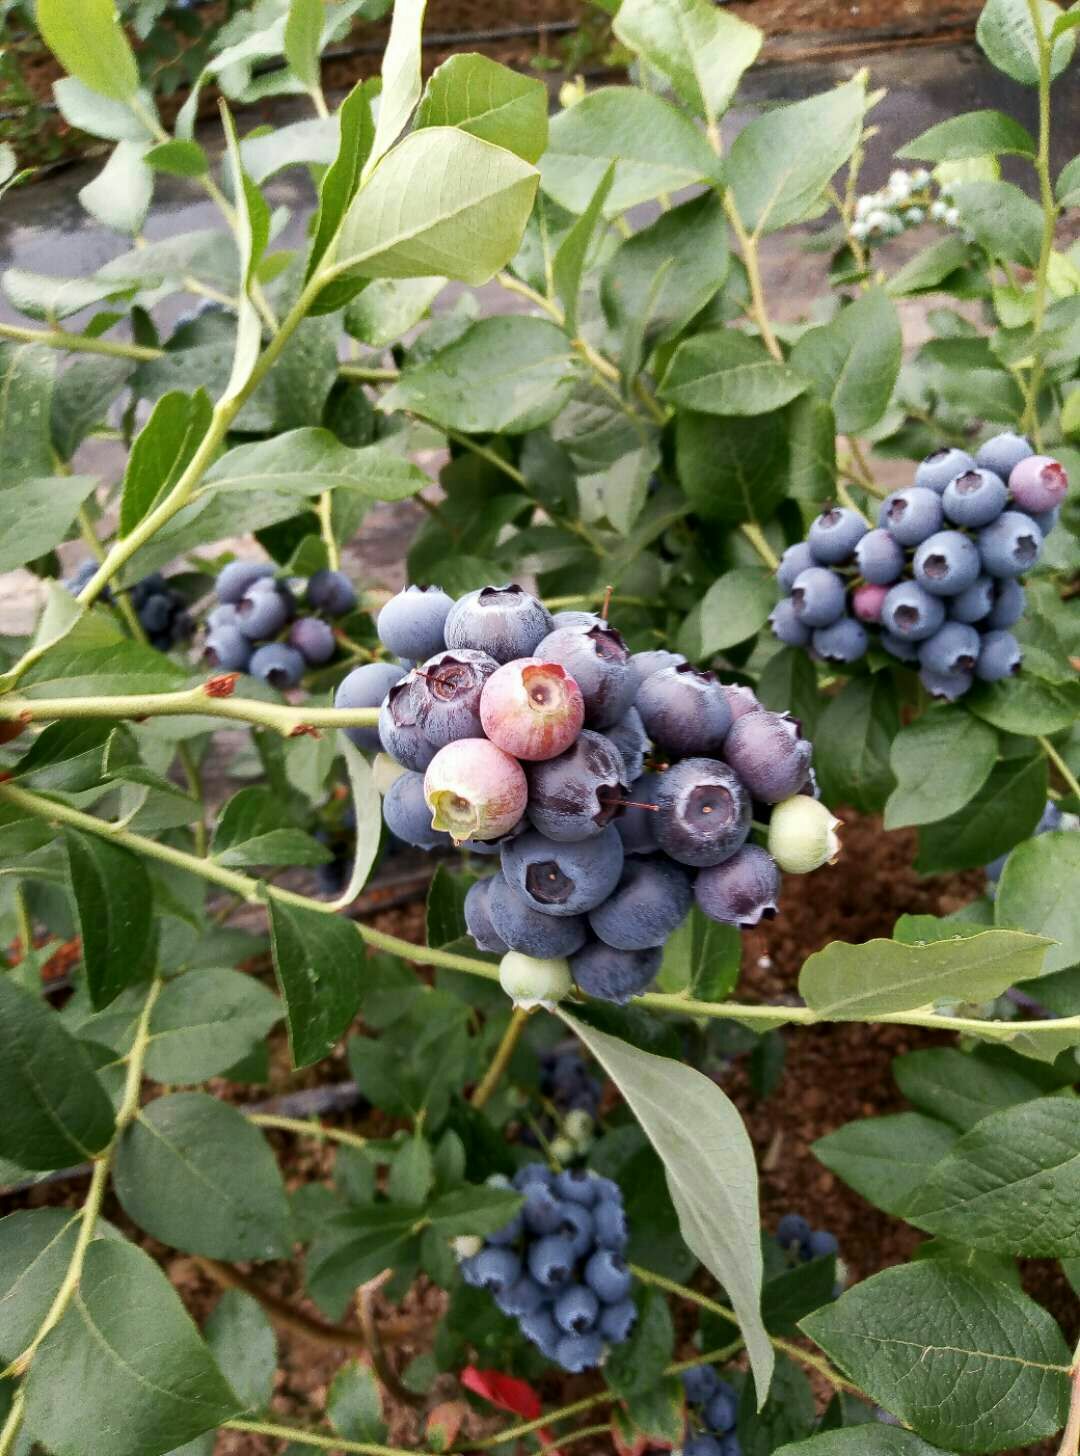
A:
[479,658,585,760]
[852,582,889,623]
[1008,455,1068,514]
[424,738,528,843]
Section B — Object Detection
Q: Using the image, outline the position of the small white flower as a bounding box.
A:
[850,220,869,241]
[911,168,932,188]
[451,1235,483,1261]
[855,194,875,219]
[930,199,949,221]
[903,207,925,226]
[944,206,961,227]
[887,169,912,200]
[866,208,892,235]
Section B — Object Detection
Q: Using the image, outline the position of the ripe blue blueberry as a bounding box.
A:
[584,1248,632,1303]
[554,1168,599,1206]
[555,1332,604,1372]
[536,623,635,728]
[942,468,1007,529]
[948,575,995,624]
[465,1246,521,1293]
[854,528,905,585]
[334,661,405,752]
[203,625,252,673]
[722,712,812,805]
[790,567,846,628]
[684,1436,725,1456]
[249,643,305,690]
[879,486,943,547]
[464,877,509,954]
[522,1183,565,1236]
[723,684,763,721]
[776,540,816,592]
[812,616,868,664]
[913,530,982,597]
[682,1365,721,1406]
[445,584,553,663]
[705,1389,738,1434]
[806,1229,839,1259]
[485,872,588,959]
[288,616,336,665]
[307,569,357,617]
[769,598,810,648]
[216,560,276,603]
[139,590,173,635]
[496,1275,546,1317]
[880,581,946,641]
[919,622,980,676]
[552,609,606,631]
[414,648,499,747]
[777,1214,810,1251]
[526,730,628,842]
[879,631,917,663]
[986,578,1025,629]
[975,430,1032,482]
[695,845,781,929]
[598,1297,637,1342]
[528,1234,576,1289]
[920,665,973,702]
[514,1164,555,1191]
[207,603,240,630]
[593,1198,630,1252]
[975,629,1022,682]
[914,446,976,494]
[485,1204,525,1248]
[376,584,453,661]
[382,770,449,850]
[519,1308,561,1358]
[236,583,289,639]
[655,758,752,867]
[588,856,693,951]
[616,773,660,856]
[378,676,438,772]
[978,511,1043,577]
[501,827,624,917]
[1032,506,1061,535]
[637,664,733,757]
[570,939,662,1004]
[604,708,648,782]
[554,1284,599,1334]
[628,648,687,692]
[807,506,867,564]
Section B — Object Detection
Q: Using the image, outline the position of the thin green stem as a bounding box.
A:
[339,363,401,383]
[496,270,564,323]
[0,1388,25,1456]
[0,687,382,738]
[176,743,207,856]
[1039,735,1080,802]
[836,480,874,526]
[739,522,780,572]
[1022,0,1056,445]
[845,437,889,499]
[538,1422,611,1455]
[0,320,162,362]
[470,1007,531,1109]
[317,490,341,572]
[722,198,783,362]
[248,1112,369,1152]
[224,1419,414,1456]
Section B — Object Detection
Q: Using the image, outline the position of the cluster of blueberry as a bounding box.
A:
[771,433,1069,701]
[776,1213,840,1265]
[202,561,356,689]
[681,1366,742,1456]
[65,562,193,652]
[334,584,838,1007]
[849,168,961,246]
[520,1045,602,1160]
[459,1164,635,1373]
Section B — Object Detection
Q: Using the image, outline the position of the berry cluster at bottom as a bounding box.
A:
[459,1163,636,1373]
[203,561,357,687]
[771,432,1069,701]
[681,1365,742,1456]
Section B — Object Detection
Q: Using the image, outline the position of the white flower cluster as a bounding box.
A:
[850,168,962,245]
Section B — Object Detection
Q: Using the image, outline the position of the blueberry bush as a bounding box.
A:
[0,0,1078,1453]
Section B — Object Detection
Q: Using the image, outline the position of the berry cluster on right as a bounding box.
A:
[770,432,1069,701]
[459,1164,636,1374]
[681,1365,742,1456]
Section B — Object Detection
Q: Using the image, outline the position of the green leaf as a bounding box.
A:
[0,1209,83,1361]
[0,344,56,486]
[605,1287,675,1398]
[145,969,281,1083]
[800,1262,1070,1450]
[1057,154,1080,208]
[328,1361,387,1444]
[813,676,899,815]
[64,828,154,1010]
[561,1011,774,1402]
[967,675,1080,735]
[328,737,383,907]
[120,390,213,537]
[655,905,741,1002]
[892,1046,1048,1131]
[675,407,790,525]
[728,76,866,234]
[789,288,901,434]
[915,753,1047,874]
[79,141,153,235]
[660,330,807,416]
[977,0,1076,84]
[284,0,323,91]
[812,1112,958,1216]
[951,180,1044,266]
[51,356,133,461]
[776,1429,963,1455]
[613,0,763,125]
[389,1135,434,1205]
[268,898,364,1067]
[307,82,375,282]
[145,140,209,177]
[1,268,134,322]
[344,276,445,346]
[13,720,113,794]
[52,77,153,142]
[883,710,998,829]
[37,0,139,101]
[367,0,427,175]
[898,110,1036,162]
[20,637,189,700]
[904,1100,1080,1256]
[201,428,429,500]
[886,235,972,297]
[415,53,548,164]
[24,1239,240,1456]
[204,1290,276,1412]
[552,163,614,336]
[762,1254,842,1337]
[381,317,577,434]
[738,1352,817,1455]
[426,1186,523,1237]
[0,474,99,574]
[800,929,1051,1020]
[210,787,330,869]
[338,128,538,284]
[997,831,1080,975]
[113,1091,291,1260]
[680,567,775,658]
[219,107,264,404]
[757,647,821,734]
[540,88,720,216]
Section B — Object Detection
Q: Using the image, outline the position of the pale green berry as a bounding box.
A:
[549,1135,576,1163]
[451,1234,483,1260]
[498,950,572,1010]
[563,1109,594,1144]
[767,795,842,874]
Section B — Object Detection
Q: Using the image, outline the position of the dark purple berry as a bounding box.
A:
[722,711,811,805]
[307,569,357,617]
[444,584,552,663]
[413,648,499,747]
[655,758,752,867]
[525,730,629,842]
[288,616,336,665]
[536,624,635,729]
[588,855,693,950]
[695,844,780,927]
[334,661,405,752]
[570,940,662,1004]
[501,827,625,917]
[636,664,733,756]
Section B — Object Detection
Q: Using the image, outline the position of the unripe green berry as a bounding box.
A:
[451,1234,483,1260]
[563,1109,594,1144]
[498,950,572,1010]
[767,795,842,874]
[549,1135,576,1163]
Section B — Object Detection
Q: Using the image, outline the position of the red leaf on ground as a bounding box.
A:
[460,1366,560,1453]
